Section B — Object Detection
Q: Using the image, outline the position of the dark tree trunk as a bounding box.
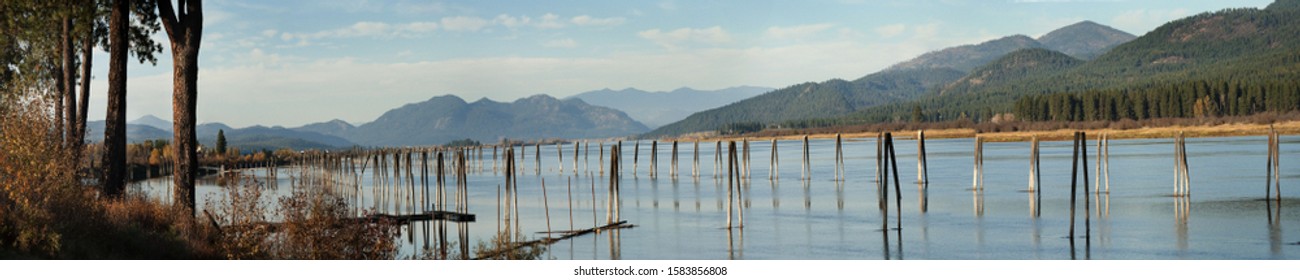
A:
[76,29,93,153]
[62,16,77,148]
[158,0,202,216]
[103,0,129,198]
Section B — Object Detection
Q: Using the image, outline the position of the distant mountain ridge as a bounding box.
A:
[567,86,771,128]
[305,94,649,147]
[1036,20,1138,60]
[887,35,1045,73]
[86,118,355,152]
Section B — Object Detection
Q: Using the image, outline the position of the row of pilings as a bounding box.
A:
[281,129,1285,259]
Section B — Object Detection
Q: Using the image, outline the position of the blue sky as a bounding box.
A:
[87,0,1273,127]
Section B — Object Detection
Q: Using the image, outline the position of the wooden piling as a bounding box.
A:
[743,138,751,180]
[726,141,736,229]
[557,142,564,174]
[650,141,658,178]
[876,133,885,209]
[886,132,902,232]
[769,139,779,181]
[1082,132,1090,242]
[835,133,843,181]
[714,141,722,179]
[672,141,679,179]
[693,141,700,178]
[973,136,984,190]
[802,135,810,181]
[1070,132,1080,241]
[535,143,541,175]
[917,130,928,184]
[633,141,639,178]
[599,142,605,176]
[1030,136,1041,217]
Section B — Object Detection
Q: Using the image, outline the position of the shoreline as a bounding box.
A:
[658,120,1300,143]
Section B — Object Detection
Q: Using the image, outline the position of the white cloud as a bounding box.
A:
[440,16,490,32]
[874,24,906,38]
[571,15,626,27]
[1111,8,1189,35]
[283,21,440,41]
[764,23,835,40]
[638,26,732,49]
[536,13,566,29]
[261,29,278,38]
[658,0,677,11]
[542,38,578,48]
[494,14,533,28]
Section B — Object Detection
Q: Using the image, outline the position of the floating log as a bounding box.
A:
[475,221,634,260]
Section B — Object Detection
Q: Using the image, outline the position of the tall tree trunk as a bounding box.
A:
[159,0,202,216]
[75,29,93,154]
[62,16,77,149]
[103,0,129,198]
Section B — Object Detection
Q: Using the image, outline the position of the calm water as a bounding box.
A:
[131,134,1300,259]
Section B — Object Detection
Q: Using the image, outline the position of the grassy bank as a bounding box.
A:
[663,113,1300,143]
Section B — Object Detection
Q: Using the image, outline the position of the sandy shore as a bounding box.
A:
[660,120,1300,143]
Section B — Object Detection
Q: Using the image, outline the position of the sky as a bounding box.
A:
[84,0,1274,128]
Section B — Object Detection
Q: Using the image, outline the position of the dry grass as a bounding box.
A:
[205,174,401,260]
[2,99,217,259]
[3,98,398,259]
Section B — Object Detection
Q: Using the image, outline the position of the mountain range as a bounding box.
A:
[567,86,771,128]
[842,1,1300,123]
[85,116,356,152]
[647,20,1137,136]
[296,94,648,147]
